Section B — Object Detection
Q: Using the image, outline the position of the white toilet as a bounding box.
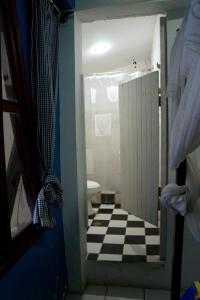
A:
[87,180,101,216]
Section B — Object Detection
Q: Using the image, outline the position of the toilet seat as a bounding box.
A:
[87,180,100,190]
[87,180,101,215]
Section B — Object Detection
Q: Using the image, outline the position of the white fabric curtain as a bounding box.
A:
[84,71,140,192]
[161,0,200,241]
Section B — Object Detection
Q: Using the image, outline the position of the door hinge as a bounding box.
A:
[158,95,161,106]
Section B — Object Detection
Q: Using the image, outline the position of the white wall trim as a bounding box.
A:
[60,13,87,293]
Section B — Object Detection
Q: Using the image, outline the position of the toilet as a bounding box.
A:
[87,180,101,216]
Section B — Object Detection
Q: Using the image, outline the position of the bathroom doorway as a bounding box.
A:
[82,15,167,263]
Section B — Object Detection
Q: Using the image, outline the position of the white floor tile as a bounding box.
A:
[146,255,160,263]
[87,226,108,235]
[123,244,146,256]
[88,220,93,226]
[145,289,170,300]
[112,209,128,215]
[126,228,145,236]
[84,285,107,300]
[106,286,144,300]
[145,221,156,228]
[146,236,160,245]
[104,234,125,244]
[94,214,112,220]
[87,243,102,254]
[109,220,127,228]
[100,204,115,209]
[127,215,143,221]
[98,254,122,262]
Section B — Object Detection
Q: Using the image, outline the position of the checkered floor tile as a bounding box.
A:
[87,204,160,263]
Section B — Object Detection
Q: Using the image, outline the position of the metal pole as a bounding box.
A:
[170,160,186,300]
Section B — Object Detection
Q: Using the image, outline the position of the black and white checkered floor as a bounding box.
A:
[87,204,160,263]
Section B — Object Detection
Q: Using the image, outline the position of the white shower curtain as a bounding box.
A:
[119,71,159,225]
[84,71,142,193]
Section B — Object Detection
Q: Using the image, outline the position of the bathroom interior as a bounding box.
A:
[82,15,163,263]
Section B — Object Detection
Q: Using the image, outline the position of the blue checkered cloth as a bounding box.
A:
[31,0,62,227]
[33,170,62,227]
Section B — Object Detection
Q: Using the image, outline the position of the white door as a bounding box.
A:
[119,71,159,225]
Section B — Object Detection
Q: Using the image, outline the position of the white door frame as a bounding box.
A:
[159,16,168,260]
[60,14,87,292]
[60,10,169,293]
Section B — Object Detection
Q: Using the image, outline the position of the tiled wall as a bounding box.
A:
[84,76,121,193]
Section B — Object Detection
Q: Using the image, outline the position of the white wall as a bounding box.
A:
[151,15,161,71]
[59,13,87,292]
[85,76,121,192]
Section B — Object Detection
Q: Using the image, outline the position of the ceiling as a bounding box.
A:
[77,0,165,10]
[77,0,189,22]
[82,15,157,74]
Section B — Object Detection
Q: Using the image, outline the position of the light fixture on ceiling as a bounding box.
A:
[90,42,111,55]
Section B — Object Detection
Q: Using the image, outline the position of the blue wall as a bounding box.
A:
[0,216,67,300]
[55,0,75,10]
[0,1,67,299]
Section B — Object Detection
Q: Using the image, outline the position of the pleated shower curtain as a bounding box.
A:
[31,0,62,227]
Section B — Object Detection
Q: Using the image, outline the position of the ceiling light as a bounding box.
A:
[90,42,111,55]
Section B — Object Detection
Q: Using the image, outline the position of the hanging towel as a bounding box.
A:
[184,0,200,54]
[161,0,200,241]
[106,86,119,103]
[91,87,96,104]
[170,55,200,169]
[167,0,200,168]
[184,153,200,242]
[160,184,188,216]
[167,21,185,104]
[94,113,112,137]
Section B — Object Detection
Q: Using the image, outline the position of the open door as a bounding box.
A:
[119,71,159,225]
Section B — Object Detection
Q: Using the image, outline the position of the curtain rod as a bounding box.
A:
[49,0,73,23]
[49,0,60,15]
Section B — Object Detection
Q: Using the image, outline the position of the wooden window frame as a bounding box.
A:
[0,0,41,276]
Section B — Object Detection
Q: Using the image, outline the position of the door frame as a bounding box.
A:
[60,14,87,293]
[159,16,168,260]
[60,10,169,293]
